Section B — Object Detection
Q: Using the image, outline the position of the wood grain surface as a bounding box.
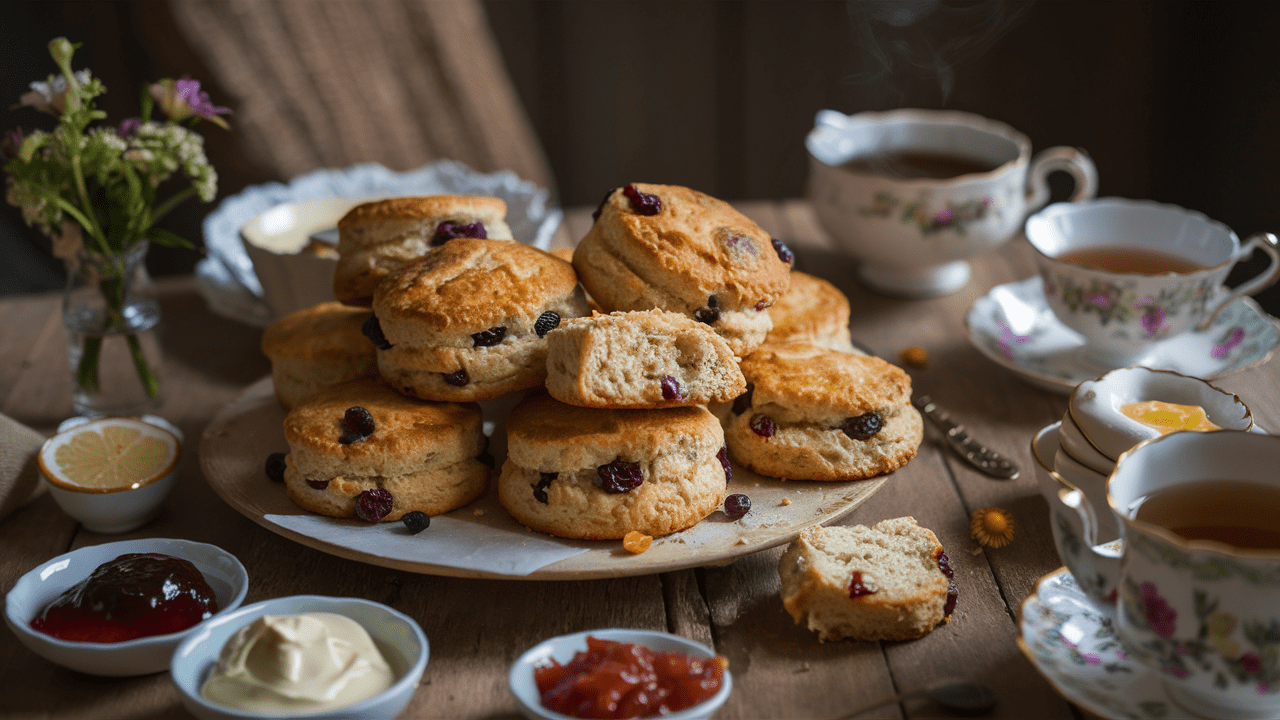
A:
[4,200,1275,719]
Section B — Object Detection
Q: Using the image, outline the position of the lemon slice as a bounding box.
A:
[39,417,181,491]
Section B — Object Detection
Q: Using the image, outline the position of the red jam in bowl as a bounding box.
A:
[29,553,218,643]
[534,636,727,719]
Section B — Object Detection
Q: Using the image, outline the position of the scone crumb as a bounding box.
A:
[623,530,653,554]
[898,345,930,368]
[736,537,749,545]
[969,507,1015,548]
[474,509,485,517]
[780,498,792,506]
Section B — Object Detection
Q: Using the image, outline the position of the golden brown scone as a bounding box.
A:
[765,271,858,353]
[333,195,513,306]
[724,343,922,481]
[282,379,489,521]
[370,238,589,402]
[498,393,729,539]
[545,310,746,409]
[572,183,792,356]
[779,518,956,642]
[260,302,379,410]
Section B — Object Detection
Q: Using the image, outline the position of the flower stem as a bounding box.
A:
[76,336,102,392]
[126,333,160,399]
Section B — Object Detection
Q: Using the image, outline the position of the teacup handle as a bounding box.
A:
[1025,146,1099,213]
[1047,467,1120,604]
[1196,232,1280,331]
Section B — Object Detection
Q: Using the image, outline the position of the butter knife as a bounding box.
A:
[913,395,1020,480]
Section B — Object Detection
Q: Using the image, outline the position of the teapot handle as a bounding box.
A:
[1047,468,1121,605]
[1025,146,1099,214]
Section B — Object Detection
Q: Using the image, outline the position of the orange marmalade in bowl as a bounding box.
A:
[534,635,727,718]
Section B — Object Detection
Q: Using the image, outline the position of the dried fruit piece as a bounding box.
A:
[936,550,958,620]
[339,406,375,444]
[431,220,486,246]
[771,237,794,265]
[724,493,751,519]
[717,446,732,484]
[841,412,883,441]
[264,452,287,482]
[472,326,507,347]
[534,311,561,338]
[848,571,879,598]
[306,478,329,490]
[660,375,685,401]
[533,471,557,504]
[754,300,770,312]
[622,183,661,215]
[623,530,653,554]
[361,314,393,350]
[731,384,753,415]
[402,511,430,534]
[591,187,618,222]
[443,369,470,387]
[596,459,643,494]
[750,414,776,438]
[355,488,394,522]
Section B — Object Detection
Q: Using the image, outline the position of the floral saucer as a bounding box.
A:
[1018,567,1179,719]
[966,277,1280,394]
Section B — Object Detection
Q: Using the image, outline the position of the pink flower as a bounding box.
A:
[1165,667,1189,679]
[1141,308,1167,336]
[1140,582,1177,639]
[1085,292,1111,308]
[1242,652,1262,674]
[1084,653,1101,665]
[933,207,955,226]
[1175,644,1191,656]
[1259,682,1271,694]
[1,128,22,160]
[116,117,140,139]
[1211,327,1246,359]
[982,195,993,206]
[150,75,230,128]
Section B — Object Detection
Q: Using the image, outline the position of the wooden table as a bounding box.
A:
[3,200,1278,719]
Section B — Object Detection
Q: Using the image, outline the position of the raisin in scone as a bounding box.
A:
[572,183,792,356]
[724,343,922,481]
[765,271,858,353]
[369,238,588,402]
[260,302,380,410]
[498,393,730,539]
[545,310,746,408]
[779,518,957,642]
[334,195,513,306]
[282,379,490,521]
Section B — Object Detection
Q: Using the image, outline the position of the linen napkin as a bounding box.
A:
[0,413,48,521]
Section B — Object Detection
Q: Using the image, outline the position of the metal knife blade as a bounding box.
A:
[912,394,1020,480]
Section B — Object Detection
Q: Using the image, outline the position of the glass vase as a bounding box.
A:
[63,241,163,417]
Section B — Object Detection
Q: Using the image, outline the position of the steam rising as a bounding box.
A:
[846,0,1034,102]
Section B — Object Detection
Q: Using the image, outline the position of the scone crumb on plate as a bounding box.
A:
[780,498,792,506]
[474,509,485,516]
[623,530,653,554]
[898,345,930,368]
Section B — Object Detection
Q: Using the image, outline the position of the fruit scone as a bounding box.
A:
[545,310,746,408]
[572,183,792,356]
[499,393,731,539]
[369,237,589,402]
[764,271,858,354]
[334,195,513,306]
[778,518,957,642]
[282,378,490,522]
[724,343,922,481]
[260,301,379,410]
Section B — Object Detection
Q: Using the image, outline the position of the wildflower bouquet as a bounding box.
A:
[4,37,227,408]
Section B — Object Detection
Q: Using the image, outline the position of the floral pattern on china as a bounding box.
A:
[1042,272,1216,341]
[859,191,995,236]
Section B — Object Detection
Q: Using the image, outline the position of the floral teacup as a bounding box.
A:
[1055,430,1280,718]
[1025,198,1280,368]
[806,108,1097,298]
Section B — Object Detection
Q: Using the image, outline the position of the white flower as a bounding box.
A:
[18,69,93,115]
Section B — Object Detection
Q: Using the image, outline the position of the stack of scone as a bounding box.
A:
[261,184,922,535]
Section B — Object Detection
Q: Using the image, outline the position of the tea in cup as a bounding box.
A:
[806,108,1097,298]
[1104,431,1280,718]
[1024,198,1280,368]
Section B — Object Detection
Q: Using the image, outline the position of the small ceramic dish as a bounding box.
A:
[40,415,184,534]
[509,628,732,720]
[4,538,249,676]
[1069,366,1253,460]
[171,595,428,720]
[1055,412,1115,475]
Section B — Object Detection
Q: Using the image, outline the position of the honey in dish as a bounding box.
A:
[1057,247,1206,274]
[1134,480,1280,550]
[1121,400,1221,435]
[841,151,998,180]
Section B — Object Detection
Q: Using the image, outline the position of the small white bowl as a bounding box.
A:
[4,538,248,676]
[1056,412,1115,476]
[509,628,732,720]
[172,595,428,720]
